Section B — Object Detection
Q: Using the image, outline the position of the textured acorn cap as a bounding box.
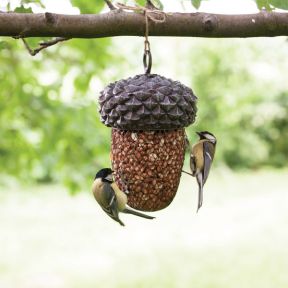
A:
[99,74,197,131]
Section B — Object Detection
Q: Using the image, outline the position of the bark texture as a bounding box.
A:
[0,11,288,38]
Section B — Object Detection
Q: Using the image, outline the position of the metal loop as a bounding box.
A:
[143,49,152,74]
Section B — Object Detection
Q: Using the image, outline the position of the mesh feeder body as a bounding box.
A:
[99,74,197,211]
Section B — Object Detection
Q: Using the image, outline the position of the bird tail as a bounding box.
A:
[102,207,125,226]
[117,218,125,226]
[196,173,204,212]
[122,208,155,220]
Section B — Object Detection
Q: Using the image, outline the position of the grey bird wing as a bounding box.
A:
[102,183,125,226]
[203,141,215,184]
[190,154,197,176]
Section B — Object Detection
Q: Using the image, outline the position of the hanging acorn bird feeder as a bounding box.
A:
[98,13,197,212]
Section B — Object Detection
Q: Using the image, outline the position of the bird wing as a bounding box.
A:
[190,142,203,176]
[102,183,125,226]
[203,141,215,184]
[190,154,197,176]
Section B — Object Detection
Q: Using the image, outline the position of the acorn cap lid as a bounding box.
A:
[99,74,197,131]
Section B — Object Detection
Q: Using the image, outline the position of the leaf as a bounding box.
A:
[21,0,45,8]
[151,0,164,10]
[254,0,273,10]
[0,41,10,50]
[135,0,146,6]
[14,5,33,13]
[269,0,288,10]
[191,0,202,9]
[70,0,104,13]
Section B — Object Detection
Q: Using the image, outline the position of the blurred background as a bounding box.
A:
[0,0,288,287]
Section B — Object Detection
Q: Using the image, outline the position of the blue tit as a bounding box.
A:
[190,131,217,212]
[92,168,155,226]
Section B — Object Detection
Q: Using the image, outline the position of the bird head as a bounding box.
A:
[95,168,114,182]
[196,131,217,144]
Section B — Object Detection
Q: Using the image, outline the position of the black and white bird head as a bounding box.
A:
[95,168,114,182]
[196,131,217,144]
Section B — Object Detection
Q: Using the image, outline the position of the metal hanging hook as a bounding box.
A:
[143,40,152,74]
[143,49,152,74]
[114,3,166,75]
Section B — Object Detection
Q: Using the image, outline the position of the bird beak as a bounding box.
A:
[104,174,113,182]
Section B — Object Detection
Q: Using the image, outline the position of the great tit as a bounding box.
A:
[190,131,217,212]
[92,168,155,226]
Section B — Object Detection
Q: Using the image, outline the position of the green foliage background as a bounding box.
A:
[0,0,288,191]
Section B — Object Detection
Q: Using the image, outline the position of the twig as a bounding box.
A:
[21,37,70,56]
[104,0,116,10]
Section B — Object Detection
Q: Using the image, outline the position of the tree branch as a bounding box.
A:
[0,11,288,38]
[19,37,70,56]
